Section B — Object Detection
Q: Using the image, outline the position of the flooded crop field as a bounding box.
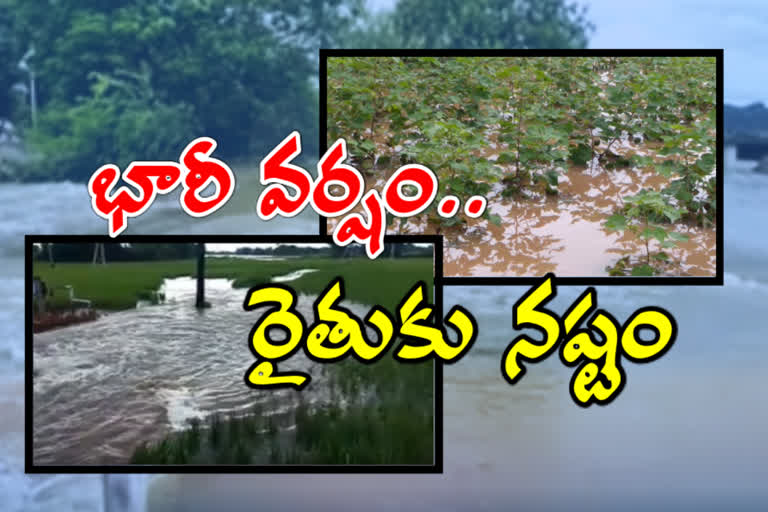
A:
[326,55,717,277]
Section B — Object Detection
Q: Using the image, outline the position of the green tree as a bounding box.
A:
[3,0,334,181]
[266,0,366,49]
[0,6,21,120]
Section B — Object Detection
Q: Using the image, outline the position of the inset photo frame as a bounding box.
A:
[26,234,443,473]
[320,49,723,286]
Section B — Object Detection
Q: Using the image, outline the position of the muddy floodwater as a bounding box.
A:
[31,277,372,466]
[328,136,716,278]
[442,162,716,278]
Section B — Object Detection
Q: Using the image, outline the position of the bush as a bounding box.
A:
[23,94,200,182]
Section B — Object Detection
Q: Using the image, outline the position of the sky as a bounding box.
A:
[366,0,767,106]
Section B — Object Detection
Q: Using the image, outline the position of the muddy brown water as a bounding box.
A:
[328,136,716,278]
[31,277,375,466]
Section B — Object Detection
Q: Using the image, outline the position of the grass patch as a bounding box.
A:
[131,361,434,466]
[34,255,433,311]
[35,260,195,310]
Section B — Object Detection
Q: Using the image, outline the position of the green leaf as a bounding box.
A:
[662,206,683,223]
[496,152,516,165]
[698,152,715,169]
[358,139,376,155]
[631,264,655,276]
[604,214,627,231]
[668,232,689,242]
[656,161,678,178]
[641,226,667,241]
[651,226,668,242]
[544,170,559,187]
[569,143,593,166]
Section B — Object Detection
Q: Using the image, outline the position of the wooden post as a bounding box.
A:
[195,243,205,309]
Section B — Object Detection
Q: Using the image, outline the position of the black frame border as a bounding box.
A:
[319,48,724,286]
[25,234,444,474]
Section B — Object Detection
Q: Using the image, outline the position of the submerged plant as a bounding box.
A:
[604,189,689,275]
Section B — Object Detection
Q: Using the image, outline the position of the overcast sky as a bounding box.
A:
[367,0,766,106]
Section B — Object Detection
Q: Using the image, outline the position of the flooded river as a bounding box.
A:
[151,151,768,511]
[0,168,317,509]
[1,151,767,510]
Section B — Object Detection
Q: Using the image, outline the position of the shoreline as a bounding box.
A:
[32,308,100,334]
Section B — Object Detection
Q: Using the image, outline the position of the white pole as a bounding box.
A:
[19,46,37,128]
[30,70,37,128]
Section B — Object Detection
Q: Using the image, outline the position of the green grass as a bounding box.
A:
[34,256,434,311]
[129,319,435,466]
[35,260,194,310]
[131,362,434,466]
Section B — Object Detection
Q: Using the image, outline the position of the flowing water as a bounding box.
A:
[0,170,317,510]
[150,149,768,511]
[32,276,368,466]
[2,150,767,510]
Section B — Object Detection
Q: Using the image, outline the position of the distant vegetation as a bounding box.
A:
[229,242,431,258]
[725,102,768,140]
[34,252,433,311]
[1,0,593,182]
[32,242,432,263]
[33,242,199,263]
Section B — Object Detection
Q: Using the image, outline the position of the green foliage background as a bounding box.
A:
[0,0,593,182]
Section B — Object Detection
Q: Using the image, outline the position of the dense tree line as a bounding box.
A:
[232,243,431,257]
[724,102,768,141]
[1,0,592,182]
[33,242,199,262]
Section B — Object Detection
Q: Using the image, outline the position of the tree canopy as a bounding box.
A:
[1,0,593,182]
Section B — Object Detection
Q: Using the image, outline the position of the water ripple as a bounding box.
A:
[32,277,372,466]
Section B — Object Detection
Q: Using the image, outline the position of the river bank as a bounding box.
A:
[32,308,100,334]
[131,360,433,466]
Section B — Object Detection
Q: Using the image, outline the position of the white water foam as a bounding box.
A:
[157,387,207,431]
